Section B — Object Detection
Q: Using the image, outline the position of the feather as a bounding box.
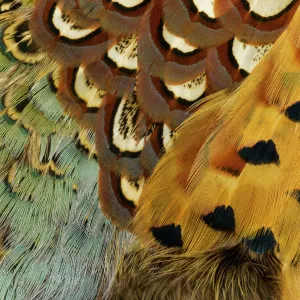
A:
[26,0,300,227]
[0,2,126,299]
[108,243,281,300]
[128,5,300,299]
[1,0,300,299]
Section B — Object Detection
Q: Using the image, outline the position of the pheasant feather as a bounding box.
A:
[0,0,299,299]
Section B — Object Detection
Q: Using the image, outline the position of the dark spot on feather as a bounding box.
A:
[15,97,30,113]
[238,140,279,165]
[244,228,277,254]
[41,135,51,164]
[1,226,11,251]
[240,0,250,11]
[3,113,16,125]
[87,107,99,113]
[239,69,249,78]
[75,134,90,156]
[3,176,13,193]
[47,169,64,179]
[48,74,58,92]
[202,205,235,232]
[151,224,183,248]
[158,20,170,51]
[188,0,199,13]
[198,11,217,23]
[285,101,300,122]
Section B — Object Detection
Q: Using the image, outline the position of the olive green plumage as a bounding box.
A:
[0,2,121,299]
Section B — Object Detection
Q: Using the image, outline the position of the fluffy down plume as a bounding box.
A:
[0,0,300,299]
[108,243,282,300]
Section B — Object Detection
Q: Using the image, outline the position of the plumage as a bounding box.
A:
[0,2,126,298]
[0,0,300,299]
[25,0,299,227]
[128,4,300,299]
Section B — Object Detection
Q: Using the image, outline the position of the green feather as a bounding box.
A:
[0,2,126,299]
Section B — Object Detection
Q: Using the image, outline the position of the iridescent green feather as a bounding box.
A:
[0,2,126,299]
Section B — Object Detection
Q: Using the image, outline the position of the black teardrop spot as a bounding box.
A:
[238,140,279,165]
[285,101,300,122]
[151,224,183,248]
[202,205,235,232]
[244,228,277,254]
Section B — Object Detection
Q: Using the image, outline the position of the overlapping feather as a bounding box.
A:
[25,0,299,227]
[0,0,300,299]
[129,5,300,299]
[0,2,129,299]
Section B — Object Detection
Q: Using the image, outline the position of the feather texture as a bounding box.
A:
[1,0,300,299]
[128,5,300,299]
[0,2,128,299]
[27,0,299,227]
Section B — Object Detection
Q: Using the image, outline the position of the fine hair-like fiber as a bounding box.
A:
[105,243,281,300]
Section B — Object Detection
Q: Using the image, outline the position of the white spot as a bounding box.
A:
[232,38,272,73]
[166,73,206,102]
[52,6,97,40]
[107,35,138,70]
[162,24,197,53]
[74,67,105,108]
[192,0,216,18]
[247,0,294,18]
[162,124,173,151]
[120,176,145,205]
[112,0,145,8]
[113,94,147,153]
